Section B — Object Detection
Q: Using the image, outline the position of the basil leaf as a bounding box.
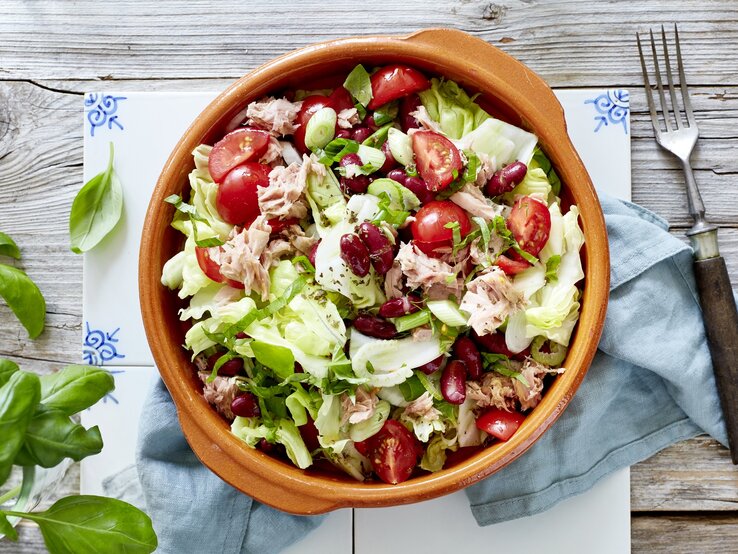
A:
[0,358,19,388]
[70,142,123,254]
[316,138,360,165]
[5,495,157,554]
[343,64,373,107]
[0,512,18,541]
[0,371,41,484]
[40,365,114,416]
[0,232,20,259]
[398,374,425,401]
[14,405,103,468]
[251,341,295,380]
[372,100,399,126]
[0,263,46,339]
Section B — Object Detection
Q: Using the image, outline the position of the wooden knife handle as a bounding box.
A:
[693,256,738,464]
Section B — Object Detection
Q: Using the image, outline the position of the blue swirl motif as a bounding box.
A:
[584,89,630,134]
[85,93,127,137]
[83,323,125,405]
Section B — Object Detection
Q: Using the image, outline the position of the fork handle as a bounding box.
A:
[693,253,738,464]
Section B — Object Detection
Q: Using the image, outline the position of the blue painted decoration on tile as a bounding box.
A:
[585,89,629,134]
[85,93,127,137]
[83,322,125,366]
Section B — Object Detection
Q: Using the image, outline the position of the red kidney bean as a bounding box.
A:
[364,115,378,131]
[386,168,408,185]
[378,294,422,318]
[470,329,530,361]
[485,161,528,196]
[380,141,397,173]
[231,392,260,418]
[308,240,320,267]
[335,129,351,139]
[441,360,467,404]
[453,336,482,380]
[351,126,372,143]
[417,355,446,375]
[403,176,436,204]
[206,352,243,377]
[235,332,249,340]
[357,221,395,275]
[353,313,397,339]
[257,438,275,453]
[339,154,371,194]
[340,153,362,167]
[340,233,371,277]
[399,94,422,132]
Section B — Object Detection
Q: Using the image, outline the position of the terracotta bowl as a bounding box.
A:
[139,28,609,515]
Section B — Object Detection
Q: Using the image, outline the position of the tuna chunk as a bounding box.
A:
[450,183,506,221]
[259,158,312,220]
[341,387,378,426]
[337,108,360,129]
[216,216,272,301]
[199,372,239,420]
[395,242,464,301]
[246,97,303,136]
[459,266,526,335]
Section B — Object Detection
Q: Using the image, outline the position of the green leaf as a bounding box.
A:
[0,263,46,339]
[343,64,373,107]
[531,147,562,197]
[372,100,399,126]
[0,232,20,259]
[13,405,103,468]
[164,195,224,248]
[0,358,19,388]
[0,513,18,541]
[398,374,425,401]
[0,371,41,485]
[317,138,360,165]
[69,142,123,254]
[40,366,114,416]
[545,255,562,283]
[251,341,295,380]
[5,495,157,554]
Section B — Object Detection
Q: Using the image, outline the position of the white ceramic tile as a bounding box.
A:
[82,92,218,366]
[79,366,159,510]
[355,468,630,554]
[282,510,353,554]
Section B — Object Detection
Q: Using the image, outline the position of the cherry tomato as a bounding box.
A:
[208,128,270,183]
[328,86,355,113]
[411,200,471,254]
[267,217,300,234]
[215,162,271,225]
[475,407,526,441]
[194,246,245,289]
[360,420,422,484]
[507,196,551,257]
[412,131,463,192]
[367,65,430,110]
[294,95,333,153]
[496,253,530,275]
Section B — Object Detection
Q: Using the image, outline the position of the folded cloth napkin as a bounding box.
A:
[137,194,729,552]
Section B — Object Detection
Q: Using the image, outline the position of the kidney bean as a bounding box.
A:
[386,168,408,185]
[207,352,244,377]
[380,141,397,173]
[231,393,260,418]
[417,355,446,375]
[353,313,397,339]
[403,175,436,204]
[351,127,372,143]
[485,161,528,196]
[399,94,422,132]
[340,233,371,277]
[358,221,394,275]
[308,240,320,267]
[257,438,275,453]
[441,360,467,404]
[364,115,378,131]
[378,295,422,318]
[453,336,483,380]
[339,153,371,194]
[235,331,249,340]
[334,129,351,139]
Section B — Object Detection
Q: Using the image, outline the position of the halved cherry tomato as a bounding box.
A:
[411,200,471,255]
[496,253,531,276]
[328,86,355,113]
[194,246,245,289]
[215,162,271,225]
[475,407,526,442]
[267,217,300,234]
[294,95,333,153]
[367,65,430,110]
[507,196,551,257]
[355,420,421,484]
[412,131,463,191]
[208,128,270,183]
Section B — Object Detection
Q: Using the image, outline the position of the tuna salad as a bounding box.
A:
[162,63,585,484]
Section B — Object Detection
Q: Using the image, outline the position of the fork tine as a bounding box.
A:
[637,33,662,138]
[649,28,673,131]
[661,25,683,129]
[674,24,697,126]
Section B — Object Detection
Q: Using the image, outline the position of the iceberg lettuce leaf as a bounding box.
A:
[418,78,489,139]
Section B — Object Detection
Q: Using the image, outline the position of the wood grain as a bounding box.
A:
[2,1,738,551]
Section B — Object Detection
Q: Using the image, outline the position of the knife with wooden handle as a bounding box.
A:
[690,227,738,464]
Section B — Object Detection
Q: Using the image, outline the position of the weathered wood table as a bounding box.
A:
[1,1,737,552]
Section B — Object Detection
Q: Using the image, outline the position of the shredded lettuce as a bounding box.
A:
[178,282,242,321]
[315,393,349,453]
[420,431,458,472]
[418,78,489,139]
[349,399,390,442]
[231,416,273,447]
[507,167,551,202]
[454,118,538,168]
[326,441,372,481]
[276,419,313,469]
[161,250,186,289]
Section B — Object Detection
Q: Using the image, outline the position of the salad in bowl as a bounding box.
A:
[161,63,584,485]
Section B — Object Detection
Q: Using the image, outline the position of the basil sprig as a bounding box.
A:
[0,263,46,339]
[69,142,123,254]
[0,232,20,259]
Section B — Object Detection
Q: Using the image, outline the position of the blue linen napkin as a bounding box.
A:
[136,194,729,551]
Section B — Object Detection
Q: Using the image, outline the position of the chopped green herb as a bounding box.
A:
[343,64,373,107]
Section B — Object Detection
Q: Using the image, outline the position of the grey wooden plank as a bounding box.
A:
[632,513,738,553]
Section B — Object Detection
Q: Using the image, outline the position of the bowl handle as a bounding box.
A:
[400,28,567,134]
[178,411,342,515]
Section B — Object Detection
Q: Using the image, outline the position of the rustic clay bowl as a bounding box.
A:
[139,28,609,515]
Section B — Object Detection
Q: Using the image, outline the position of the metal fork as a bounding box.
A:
[638,25,738,464]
